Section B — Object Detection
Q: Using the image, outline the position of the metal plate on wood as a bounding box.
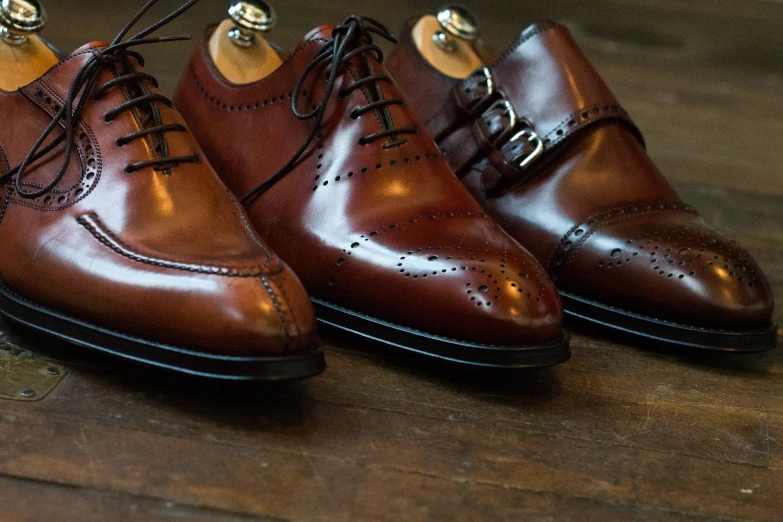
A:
[0,353,66,401]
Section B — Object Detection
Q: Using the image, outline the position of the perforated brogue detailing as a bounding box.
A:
[311,149,441,192]
[189,64,309,112]
[595,225,763,288]
[12,82,102,210]
[547,201,698,282]
[323,211,552,309]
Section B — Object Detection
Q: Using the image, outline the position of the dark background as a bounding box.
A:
[2,1,782,520]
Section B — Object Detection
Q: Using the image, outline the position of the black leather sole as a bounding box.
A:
[0,280,326,381]
[560,290,778,352]
[312,298,571,368]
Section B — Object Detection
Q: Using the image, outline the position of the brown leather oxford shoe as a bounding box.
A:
[386,14,776,351]
[0,0,324,380]
[174,16,570,367]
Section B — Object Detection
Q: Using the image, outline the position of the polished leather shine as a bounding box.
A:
[0,42,318,358]
[387,19,775,338]
[174,24,566,348]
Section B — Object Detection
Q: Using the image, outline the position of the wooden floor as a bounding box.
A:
[2,0,783,520]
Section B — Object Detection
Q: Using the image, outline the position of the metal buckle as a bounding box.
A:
[481,98,517,144]
[465,66,495,113]
[508,127,545,170]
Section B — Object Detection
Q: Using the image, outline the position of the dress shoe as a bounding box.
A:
[386,12,776,351]
[0,0,324,380]
[173,15,570,367]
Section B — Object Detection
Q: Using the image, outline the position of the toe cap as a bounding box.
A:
[558,213,775,330]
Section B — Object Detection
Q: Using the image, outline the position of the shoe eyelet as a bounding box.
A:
[350,110,360,120]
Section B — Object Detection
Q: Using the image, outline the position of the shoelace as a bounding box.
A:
[241,15,418,205]
[0,0,201,199]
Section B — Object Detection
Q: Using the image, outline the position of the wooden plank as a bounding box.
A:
[0,476,270,522]
[1,394,781,520]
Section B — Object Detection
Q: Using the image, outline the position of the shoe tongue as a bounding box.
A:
[71,41,111,55]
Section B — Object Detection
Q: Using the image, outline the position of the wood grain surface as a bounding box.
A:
[0,0,781,520]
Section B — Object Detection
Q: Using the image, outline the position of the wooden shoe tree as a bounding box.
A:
[208,1,282,85]
[411,13,483,80]
[0,0,59,92]
[0,35,58,91]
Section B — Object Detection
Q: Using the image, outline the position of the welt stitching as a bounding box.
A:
[261,275,291,343]
[78,213,280,277]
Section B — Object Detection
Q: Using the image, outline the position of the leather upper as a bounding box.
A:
[174,25,566,346]
[387,20,775,330]
[0,43,317,355]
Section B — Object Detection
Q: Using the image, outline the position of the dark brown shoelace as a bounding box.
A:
[241,15,418,205]
[0,0,201,199]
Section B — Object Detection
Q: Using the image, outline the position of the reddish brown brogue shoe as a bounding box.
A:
[174,16,570,368]
[387,14,776,351]
[0,1,324,380]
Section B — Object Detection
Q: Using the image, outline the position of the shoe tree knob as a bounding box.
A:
[227,0,276,48]
[0,0,46,46]
[0,0,58,92]
[432,4,479,52]
[209,0,282,84]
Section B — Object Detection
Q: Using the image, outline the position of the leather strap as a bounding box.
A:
[425,67,496,142]
[432,22,645,191]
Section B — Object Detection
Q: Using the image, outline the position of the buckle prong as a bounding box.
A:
[508,127,545,170]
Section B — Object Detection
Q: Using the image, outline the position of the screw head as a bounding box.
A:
[19,389,37,398]
[47,367,60,376]
[228,0,276,32]
[0,0,47,45]
[436,5,480,41]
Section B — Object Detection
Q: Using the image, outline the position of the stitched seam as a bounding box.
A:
[496,21,561,64]
[10,82,102,210]
[548,202,698,280]
[0,145,8,172]
[270,272,303,339]
[0,190,9,228]
[311,151,441,191]
[190,38,329,111]
[77,213,280,277]
[226,189,274,260]
[261,275,291,345]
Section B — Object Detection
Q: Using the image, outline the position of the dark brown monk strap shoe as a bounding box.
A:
[174,14,570,368]
[0,0,324,380]
[386,9,776,352]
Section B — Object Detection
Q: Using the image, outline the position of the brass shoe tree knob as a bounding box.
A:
[0,0,47,46]
[433,4,479,52]
[227,0,276,48]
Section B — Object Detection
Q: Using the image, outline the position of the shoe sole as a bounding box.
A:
[312,298,570,368]
[560,290,778,352]
[0,280,326,381]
